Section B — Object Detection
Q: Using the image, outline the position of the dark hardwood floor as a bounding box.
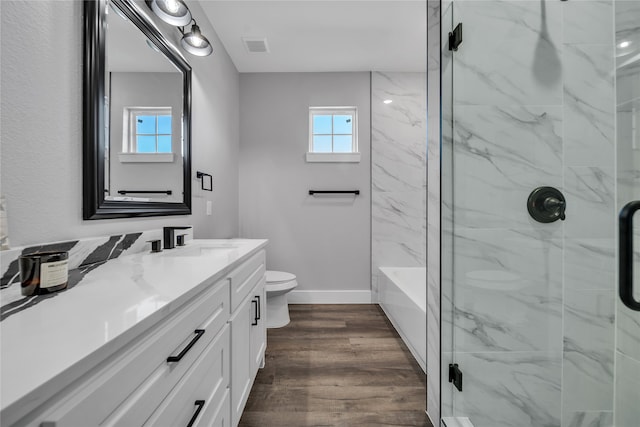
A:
[238,304,432,427]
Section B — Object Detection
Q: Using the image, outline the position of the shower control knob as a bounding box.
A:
[527,187,566,223]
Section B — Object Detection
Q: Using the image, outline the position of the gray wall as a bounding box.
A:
[239,72,371,300]
[0,0,239,246]
[109,72,183,202]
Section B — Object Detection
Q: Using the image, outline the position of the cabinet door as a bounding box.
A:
[229,296,253,427]
[249,279,266,375]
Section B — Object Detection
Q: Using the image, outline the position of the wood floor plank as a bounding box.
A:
[238,304,432,427]
[239,411,432,427]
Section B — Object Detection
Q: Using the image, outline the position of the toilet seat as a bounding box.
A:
[265,271,297,292]
[266,271,296,284]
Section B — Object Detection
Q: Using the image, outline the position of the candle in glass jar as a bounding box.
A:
[19,251,69,296]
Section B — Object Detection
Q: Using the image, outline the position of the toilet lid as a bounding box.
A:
[266,270,296,284]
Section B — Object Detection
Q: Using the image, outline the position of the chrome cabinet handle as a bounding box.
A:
[620,201,640,311]
[255,295,261,320]
[186,400,205,427]
[167,329,205,362]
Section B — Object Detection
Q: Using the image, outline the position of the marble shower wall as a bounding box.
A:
[443,1,618,426]
[371,72,427,301]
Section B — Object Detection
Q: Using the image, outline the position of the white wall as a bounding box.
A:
[0,0,239,247]
[239,72,371,300]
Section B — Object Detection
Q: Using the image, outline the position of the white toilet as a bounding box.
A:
[265,271,298,328]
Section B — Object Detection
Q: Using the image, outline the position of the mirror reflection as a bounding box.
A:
[105,2,184,203]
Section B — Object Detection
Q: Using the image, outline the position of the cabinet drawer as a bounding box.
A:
[37,280,230,427]
[229,250,265,312]
[196,389,230,427]
[144,325,230,427]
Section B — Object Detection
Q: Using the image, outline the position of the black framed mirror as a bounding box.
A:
[83,0,191,220]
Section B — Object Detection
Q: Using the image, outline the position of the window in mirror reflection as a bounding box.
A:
[127,107,173,153]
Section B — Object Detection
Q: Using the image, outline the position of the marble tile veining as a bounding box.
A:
[454,351,562,427]
[616,299,640,361]
[563,1,613,45]
[454,0,563,106]
[615,352,640,426]
[562,290,615,411]
[371,71,427,305]
[564,167,615,239]
[562,411,613,427]
[453,105,563,230]
[563,44,615,168]
[564,238,615,291]
[453,229,562,352]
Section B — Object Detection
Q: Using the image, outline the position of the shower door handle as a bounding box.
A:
[619,201,640,311]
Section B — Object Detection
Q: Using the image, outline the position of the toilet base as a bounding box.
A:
[266,293,292,328]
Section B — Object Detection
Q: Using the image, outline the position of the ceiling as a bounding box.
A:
[198,1,427,73]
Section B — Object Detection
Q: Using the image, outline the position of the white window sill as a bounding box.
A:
[306,152,361,163]
[118,153,174,163]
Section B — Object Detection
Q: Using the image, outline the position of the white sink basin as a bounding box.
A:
[163,244,239,258]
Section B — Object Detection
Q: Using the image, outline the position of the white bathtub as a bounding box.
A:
[379,267,426,372]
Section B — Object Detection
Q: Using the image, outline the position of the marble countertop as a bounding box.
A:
[0,238,267,422]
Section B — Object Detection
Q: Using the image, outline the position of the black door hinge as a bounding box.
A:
[449,23,463,51]
[449,363,463,391]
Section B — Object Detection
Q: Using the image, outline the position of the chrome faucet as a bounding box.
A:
[163,226,192,249]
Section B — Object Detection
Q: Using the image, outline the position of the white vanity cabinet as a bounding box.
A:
[3,244,268,427]
[228,251,267,426]
[29,277,232,427]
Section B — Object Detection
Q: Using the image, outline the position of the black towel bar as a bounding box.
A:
[309,190,360,195]
[117,190,172,195]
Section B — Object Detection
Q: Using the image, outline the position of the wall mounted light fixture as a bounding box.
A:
[180,22,213,57]
[146,0,213,57]
[147,0,191,27]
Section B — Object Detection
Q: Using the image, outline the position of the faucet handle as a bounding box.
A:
[527,187,566,223]
[147,240,162,253]
[176,234,187,247]
[163,226,192,249]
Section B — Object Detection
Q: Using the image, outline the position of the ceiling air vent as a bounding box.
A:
[242,37,269,54]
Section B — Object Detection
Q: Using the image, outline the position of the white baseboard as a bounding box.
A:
[288,290,372,304]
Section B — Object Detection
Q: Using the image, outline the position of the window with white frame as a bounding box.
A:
[127,107,173,153]
[309,107,358,154]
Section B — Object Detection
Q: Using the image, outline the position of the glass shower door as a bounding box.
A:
[441,0,640,426]
[615,2,640,425]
